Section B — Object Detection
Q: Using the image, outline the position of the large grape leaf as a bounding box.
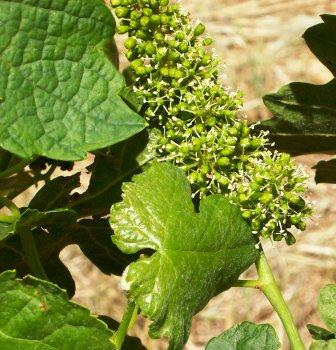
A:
[205,322,280,350]
[261,80,336,155]
[260,15,336,157]
[0,0,145,161]
[110,163,258,350]
[0,270,115,349]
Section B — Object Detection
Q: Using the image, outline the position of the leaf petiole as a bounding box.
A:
[111,302,138,350]
[0,196,20,222]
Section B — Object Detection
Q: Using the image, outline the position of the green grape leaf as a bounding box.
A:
[0,270,115,349]
[303,15,336,76]
[310,339,336,350]
[318,284,336,334]
[313,159,336,184]
[307,324,335,341]
[0,0,144,161]
[205,321,281,350]
[72,129,159,217]
[261,79,336,155]
[0,219,139,297]
[110,163,258,350]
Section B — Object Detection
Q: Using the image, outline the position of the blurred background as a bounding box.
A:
[60,0,336,349]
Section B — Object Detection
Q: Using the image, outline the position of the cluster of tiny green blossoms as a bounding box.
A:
[111,0,312,244]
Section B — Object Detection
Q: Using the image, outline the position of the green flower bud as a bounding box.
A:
[218,176,229,187]
[129,20,140,29]
[285,232,296,246]
[160,66,169,77]
[143,8,153,16]
[115,6,129,18]
[220,147,235,156]
[130,10,141,20]
[135,65,148,76]
[150,0,158,8]
[194,23,205,36]
[150,14,161,26]
[201,54,212,65]
[259,192,273,204]
[154,32,165,42]
[140,16,150,27]
[136,29,149,40]
[160,14,170,24]
[242,210,252,219]
[273,234,283,242]
[117,25,130,34]
[130,59,143,69]
[111,0,122,7]
[159,0,169,5]
[167,51,180,62]
[178,41,189,53]
[145,42,156,55]
[124,37,137,49]
[203,37,214,46]
[216,157,230,167]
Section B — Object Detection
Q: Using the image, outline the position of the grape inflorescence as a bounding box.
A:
[111,0,312,244]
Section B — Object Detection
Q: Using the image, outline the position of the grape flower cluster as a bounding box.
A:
[111,0,312,244]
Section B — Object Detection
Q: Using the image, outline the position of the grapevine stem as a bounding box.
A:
[256,252,305,350]
[111,302,138,350]
[0,157,36,179]
[19,229,48,280]
[235,252,305,349]
[0,196,20,222]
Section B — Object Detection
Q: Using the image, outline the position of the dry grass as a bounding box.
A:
[59,1,336,349]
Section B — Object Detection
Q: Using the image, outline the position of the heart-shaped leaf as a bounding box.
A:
[0,0,145,161]
[110,163,258,350]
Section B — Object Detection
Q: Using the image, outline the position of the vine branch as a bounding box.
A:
[235,251,305,350]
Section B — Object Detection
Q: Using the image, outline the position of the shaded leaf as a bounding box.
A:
[0,219,138,297]
[29,174,81,211]
[260,80,336,155]
[0,0,144,161]
[0,270,115,349]
[0,208,77,241]
[72,129,158,217]
[110,163,258,350]
[307,324,335,341]
[205,321,280,350]
[313,159,336,184]
[303,15,336,76]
